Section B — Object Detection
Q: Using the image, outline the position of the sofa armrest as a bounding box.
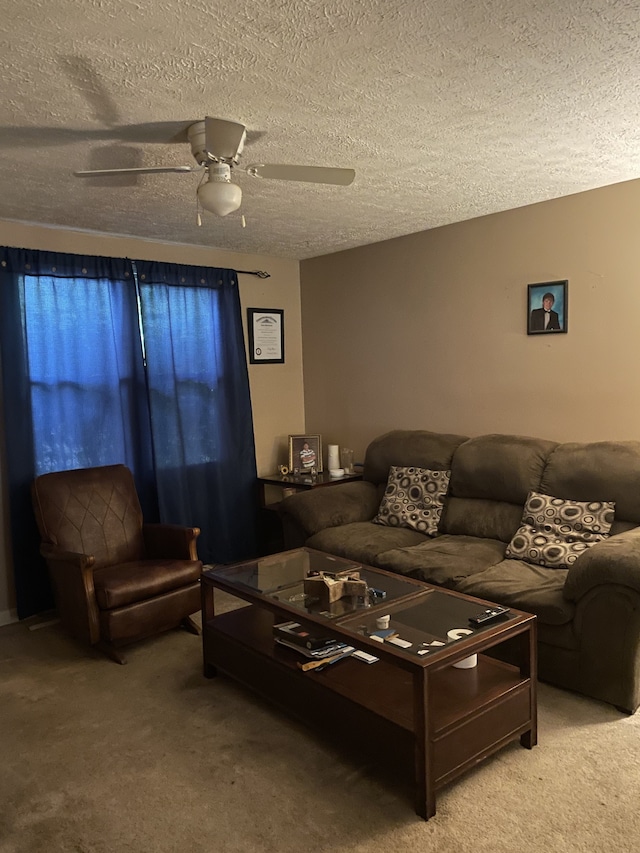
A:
[278,481,380,542]
[564,527,640,601]
[143,523,201,561]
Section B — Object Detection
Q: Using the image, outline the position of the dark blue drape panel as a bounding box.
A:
[136,261,257,564]
[0,247,156,618]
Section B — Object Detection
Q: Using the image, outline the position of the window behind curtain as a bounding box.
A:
[23,274,150,476]
[139,282,225,468]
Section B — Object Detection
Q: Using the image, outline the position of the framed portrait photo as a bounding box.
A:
[527,280,568,335]
[288,434,323,474]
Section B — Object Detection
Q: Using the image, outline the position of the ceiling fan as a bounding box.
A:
[74,116,356,217]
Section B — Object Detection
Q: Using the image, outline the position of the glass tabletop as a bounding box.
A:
[205,549,362,593]
[268,564,422,618]
[204,548,424,619]
[338,589,519,655]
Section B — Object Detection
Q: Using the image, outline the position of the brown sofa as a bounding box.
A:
[279,429,640,713]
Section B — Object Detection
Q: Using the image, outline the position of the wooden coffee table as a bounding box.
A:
[201,547,537,819]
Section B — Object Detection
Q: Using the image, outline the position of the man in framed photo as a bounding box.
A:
[299,441,317,470]
[530,291,561,332]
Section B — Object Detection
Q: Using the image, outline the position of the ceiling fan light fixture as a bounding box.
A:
[198,163,242,216]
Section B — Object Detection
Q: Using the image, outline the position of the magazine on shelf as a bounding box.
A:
[274,637,350,659]
[273,620,338,650]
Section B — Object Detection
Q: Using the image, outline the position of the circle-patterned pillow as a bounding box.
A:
[374,466,451,536]
[505,491,615,569]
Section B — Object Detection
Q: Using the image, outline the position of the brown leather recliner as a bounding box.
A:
[31,463,203,663]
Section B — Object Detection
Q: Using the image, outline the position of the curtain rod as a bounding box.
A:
[236,269,270,279]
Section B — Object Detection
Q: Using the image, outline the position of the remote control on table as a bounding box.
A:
[468,605,510,626]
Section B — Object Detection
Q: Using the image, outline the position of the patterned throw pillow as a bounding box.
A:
[505,491,615,569]
[374,466,451,536]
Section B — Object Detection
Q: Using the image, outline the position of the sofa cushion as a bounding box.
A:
[306,522,426,567]
[93,559,202,610]
[441,498,525,544]
[374,466,451,536]
[505,492,615,569]
[455,559,574,625]
[449,433,557,505]
[440,433,558,541]
[376,535,506,588]
[363,429,468,486]
[541,440,640,525]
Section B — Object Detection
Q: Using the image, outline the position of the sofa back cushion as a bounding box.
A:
[540,441,640,527]
[442,498,525,544]
[363,429,468,486]
[441,433,558,542]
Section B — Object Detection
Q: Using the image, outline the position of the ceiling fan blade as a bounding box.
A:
[74,165,201,177]
[82,144,144,187]
[204,117,247,160]
[246,164,355,186]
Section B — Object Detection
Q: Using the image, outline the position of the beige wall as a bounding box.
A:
[300,178,640,467]
[0,221,303,622]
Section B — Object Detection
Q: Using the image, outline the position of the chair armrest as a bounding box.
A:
[40,543,96,568]
[564,527,640,602]
[143,523,201,561]
[39,543,100,644]
[278,481,380,541]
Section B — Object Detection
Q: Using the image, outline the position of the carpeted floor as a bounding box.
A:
[1,592,639,852]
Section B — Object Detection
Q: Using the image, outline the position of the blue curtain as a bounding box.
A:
[0,247,257,618]
[136,261,257,564]
[0,248,157,617]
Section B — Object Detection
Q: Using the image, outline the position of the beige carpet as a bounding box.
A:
[1,593,639,853]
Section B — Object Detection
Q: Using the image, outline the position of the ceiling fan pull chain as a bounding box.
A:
[196,168,208,226]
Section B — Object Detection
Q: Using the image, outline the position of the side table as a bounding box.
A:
[256,470,363,554]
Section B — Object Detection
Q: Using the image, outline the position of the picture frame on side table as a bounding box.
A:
[527,280,568,335]
[247,308,284,363]
[288,434,323,474]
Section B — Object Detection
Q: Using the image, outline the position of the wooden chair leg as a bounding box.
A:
[97,641,127,665]
[181,615,201,636]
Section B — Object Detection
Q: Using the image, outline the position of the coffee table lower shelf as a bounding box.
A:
[202,604,535,819]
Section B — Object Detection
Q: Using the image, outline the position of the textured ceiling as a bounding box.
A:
[1,1,640,260]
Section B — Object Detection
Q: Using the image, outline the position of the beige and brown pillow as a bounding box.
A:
[505,491,615,569]
[374,466,451,536]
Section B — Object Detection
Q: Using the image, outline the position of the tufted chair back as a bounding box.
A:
[32,464,146,568]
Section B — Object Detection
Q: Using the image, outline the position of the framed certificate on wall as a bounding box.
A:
[247,308,284,363]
